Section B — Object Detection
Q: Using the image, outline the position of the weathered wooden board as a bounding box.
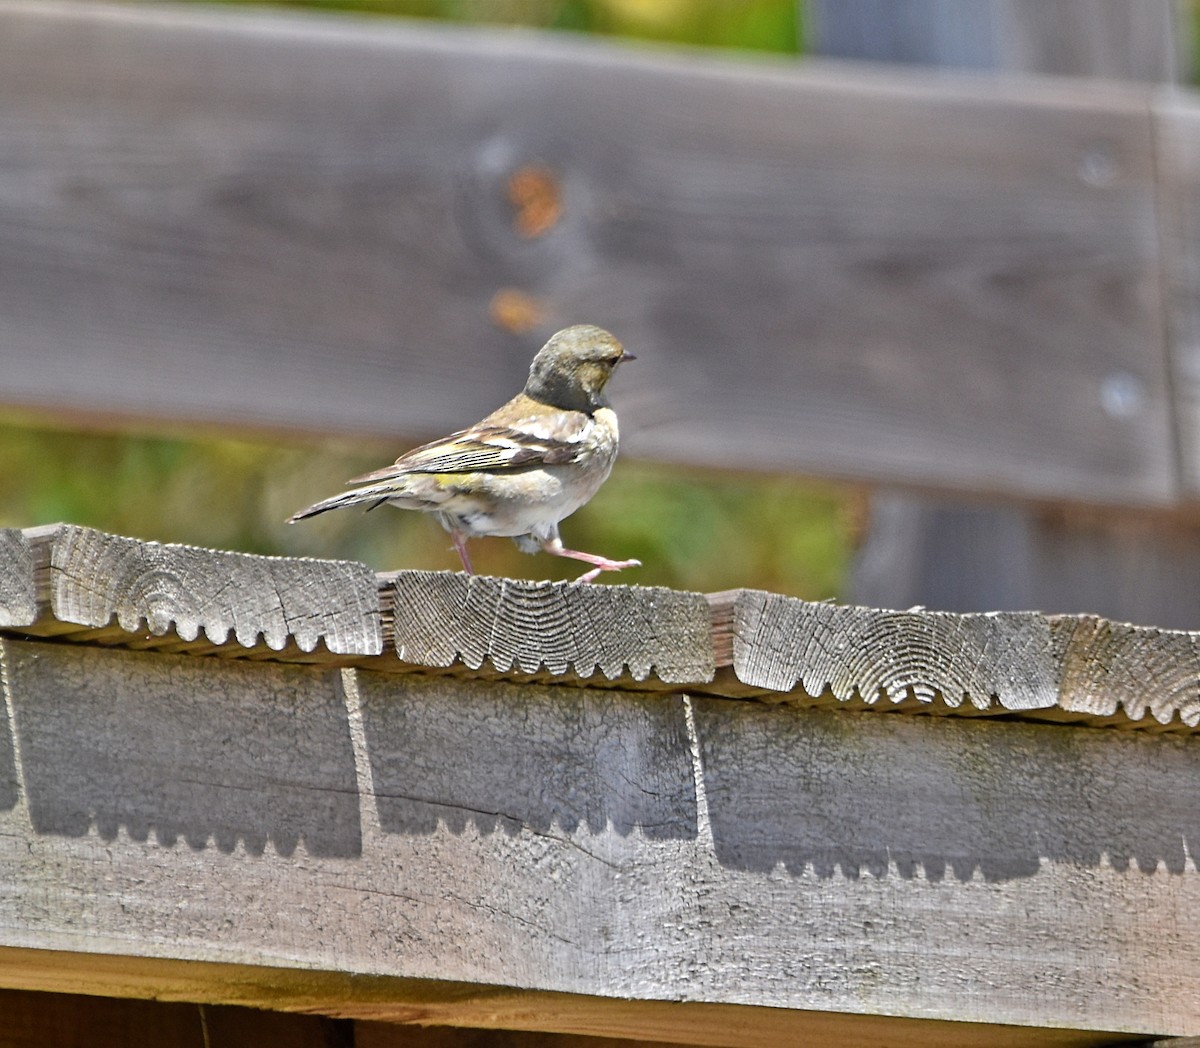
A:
[354,1015,1141,1048]
[0,531,36,630]
[850,492,1200,631]
[4,522,1200,731]
[1157,97,1200,499]
[0,2,1178,504]
[809,0,1182,81]
[15,523,382,657]
[0,637,1196,1041]
[710,588,1200,729]
[383,570,713,685]
[0,958,1141,1048]
[821,0,1200,627]
[1053,612,1200,727]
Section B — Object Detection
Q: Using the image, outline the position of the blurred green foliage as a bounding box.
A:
[199,0,803,54]
[0,0,854,599]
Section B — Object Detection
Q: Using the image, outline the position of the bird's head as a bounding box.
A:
[524,325,635,413]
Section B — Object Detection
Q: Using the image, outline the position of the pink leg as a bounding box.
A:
[451,531,474,574]
[542,538,640,583]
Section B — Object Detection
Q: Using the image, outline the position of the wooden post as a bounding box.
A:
[808,0,1183,81]
[808,0,1200,626]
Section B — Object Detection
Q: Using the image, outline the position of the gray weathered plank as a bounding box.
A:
[850,494,1200,630]
[18,523,382,656]
[829,0,1200,625]
[0,1,1178,504]
[809,0,1182,81]
[383,570,713,685]
[3,521,1200,731]
[710,588,1200,729]
[1054,613,1200,728]
[0,636,1196,1040]
[990,0,1184,81]
[1157,97,1200,498]
[0,531,36,630]
[710,588,1061,712]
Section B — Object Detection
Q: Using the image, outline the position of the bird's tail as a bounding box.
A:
[286,483,399,523]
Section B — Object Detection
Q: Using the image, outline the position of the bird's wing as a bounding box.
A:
[349,421,586,484]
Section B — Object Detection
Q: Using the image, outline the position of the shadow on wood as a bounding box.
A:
[4,644,362,857]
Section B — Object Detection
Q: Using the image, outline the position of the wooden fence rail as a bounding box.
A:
[0,523,1199,1045]
[5,7,1200,1042]
[4,522,1199,730]
[2,1,1199,506]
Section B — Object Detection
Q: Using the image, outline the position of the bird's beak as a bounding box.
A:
[621,351,637,363]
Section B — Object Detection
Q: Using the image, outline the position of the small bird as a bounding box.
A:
[288,325,641,583]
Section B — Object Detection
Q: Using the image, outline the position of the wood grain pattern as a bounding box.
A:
[19,523,382,656]
[710,588,1060,712]
[0,2,1178,504]
[0,636,1197,1039]
[0,957,1141,1048]
[0,531,36,629]
[353,1014,1135,1048]
[1054,614,1200,729]
[382,570,713,684]
[710,588,1200,729]
[2,523,1200,732]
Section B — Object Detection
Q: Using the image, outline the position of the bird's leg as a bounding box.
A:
[451,531,474,574]
[541,537,640,583]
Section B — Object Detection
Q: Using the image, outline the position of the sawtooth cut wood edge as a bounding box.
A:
[708,589,1200,732]
[1052,615,1200,730]
[12,524,382,658]
[380,570,715,687]
[3,524,1199,730]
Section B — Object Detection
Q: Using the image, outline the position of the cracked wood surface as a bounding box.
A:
[0,530,36,630]
[0,636,1195,1042]
[707,589,1200,730]
[16,523,382,657]
[381,570,714,686]
[2,524,1200,729]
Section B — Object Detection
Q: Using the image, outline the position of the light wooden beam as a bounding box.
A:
[2,524,1199,730]
[1,524,1199,1039]
[0,635,1196,1042]
[381,570,714,685]
[18,523,383,657]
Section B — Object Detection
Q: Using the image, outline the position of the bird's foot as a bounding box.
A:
[574,557,642,584]
[539,538,640,583]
